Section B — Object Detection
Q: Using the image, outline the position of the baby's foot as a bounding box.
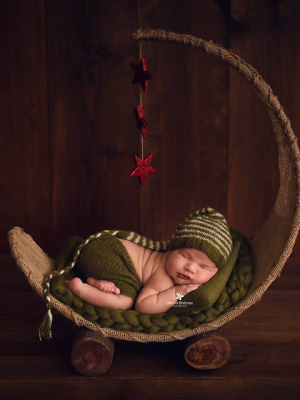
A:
[86,277,120,294]
[65,277,83,294]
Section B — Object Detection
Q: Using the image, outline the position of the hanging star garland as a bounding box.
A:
[129,153,157,186]
[129,51,157,186]
[134,104,148,138]
[130,56,154,92]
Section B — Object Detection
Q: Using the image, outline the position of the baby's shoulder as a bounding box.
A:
[143,262,174,293]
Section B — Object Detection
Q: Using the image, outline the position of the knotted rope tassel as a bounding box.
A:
[38,269,66,341]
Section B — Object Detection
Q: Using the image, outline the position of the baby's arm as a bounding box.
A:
[135,284,199,314]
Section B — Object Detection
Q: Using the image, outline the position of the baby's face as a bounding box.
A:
[165,248,218,285]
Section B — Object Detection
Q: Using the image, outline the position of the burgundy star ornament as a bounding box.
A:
[134,104,149,138]
[129,153,157,185]
[130,56,154,92]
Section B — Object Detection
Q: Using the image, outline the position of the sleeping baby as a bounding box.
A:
[65,207,234,314]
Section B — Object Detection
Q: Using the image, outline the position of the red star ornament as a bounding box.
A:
[129,153,157,185]
[130,57,154,92]
[134,104,148,138]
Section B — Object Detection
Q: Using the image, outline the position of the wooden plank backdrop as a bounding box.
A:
[1,0,300,259]
[1,2,300,398]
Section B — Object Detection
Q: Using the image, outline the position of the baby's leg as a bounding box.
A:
[66,278,133,310]
[86,277,120,294]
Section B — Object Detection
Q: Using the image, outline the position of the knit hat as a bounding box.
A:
[167,206,233,269]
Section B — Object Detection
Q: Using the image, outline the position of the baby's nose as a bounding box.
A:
[185,264,196,273]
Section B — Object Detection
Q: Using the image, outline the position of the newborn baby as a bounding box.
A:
[66,238,218,314]
[65,207,233,314]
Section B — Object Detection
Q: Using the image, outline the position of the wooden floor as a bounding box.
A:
[1,255,300,400]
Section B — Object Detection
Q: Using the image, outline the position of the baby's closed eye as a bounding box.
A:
[179,252,189,259]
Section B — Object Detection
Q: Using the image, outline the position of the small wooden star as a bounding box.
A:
[134,104,148,138]
[130,57,154,92]
[129,153,157,185]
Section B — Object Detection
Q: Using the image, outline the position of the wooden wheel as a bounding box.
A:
[70,330,115,376]
[184,327,231,369]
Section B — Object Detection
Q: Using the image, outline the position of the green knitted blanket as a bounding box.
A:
[49,228,254,333]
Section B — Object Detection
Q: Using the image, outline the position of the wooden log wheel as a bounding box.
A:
[70,327,230,376]
[71,330,115,376]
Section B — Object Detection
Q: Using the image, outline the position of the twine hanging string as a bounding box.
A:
[137,0,144,160]
[139,40,144,160]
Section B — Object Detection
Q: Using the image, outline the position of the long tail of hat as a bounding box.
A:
[38,269,59,341]
[38,234,95,341]
[38,302,53,341]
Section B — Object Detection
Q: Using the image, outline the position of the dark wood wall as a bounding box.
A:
[1,0,300,258]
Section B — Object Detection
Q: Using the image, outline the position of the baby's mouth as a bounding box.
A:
[178,273,190,280]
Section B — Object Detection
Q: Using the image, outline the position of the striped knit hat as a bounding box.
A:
[167,207,233,269]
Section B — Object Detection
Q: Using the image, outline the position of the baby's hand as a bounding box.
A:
[175,284,200,296]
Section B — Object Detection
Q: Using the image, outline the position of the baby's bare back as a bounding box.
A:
[116,238,173,288]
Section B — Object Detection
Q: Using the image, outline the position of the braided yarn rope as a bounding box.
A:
[7,28,300,342]
[48,229,253,334]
